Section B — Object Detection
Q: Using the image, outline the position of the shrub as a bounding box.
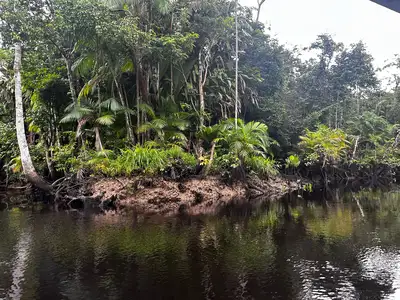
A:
[285,154,301,169]
[299,125,350,166]
[72,145,198,177]
[245,156,278,177]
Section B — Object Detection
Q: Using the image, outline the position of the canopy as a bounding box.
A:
[371,0,400,13]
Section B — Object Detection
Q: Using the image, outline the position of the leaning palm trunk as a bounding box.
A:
[14,42,52,192]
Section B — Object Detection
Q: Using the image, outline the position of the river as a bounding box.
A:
[1,189,400,299]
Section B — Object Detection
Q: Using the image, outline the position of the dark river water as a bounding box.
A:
[2,189,400,299]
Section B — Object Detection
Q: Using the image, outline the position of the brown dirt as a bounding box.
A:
[89,176,300,216]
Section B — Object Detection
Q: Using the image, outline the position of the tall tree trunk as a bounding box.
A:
[14,42,52,192]
[94,81,104,150]
[171,63,174,97]
[198,50,205,128]
[156,62,160,102]
[204,141,216,175]
[352,136,360,161]
[63,55,77,102]
[45,149,56,180]
[136,65,141,144]
[44,138,56,180]
[170,13,174,99]
[94,127,103,152]
[114,79,135,144]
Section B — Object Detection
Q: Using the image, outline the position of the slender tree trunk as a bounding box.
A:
[156,62,160,102]
[44,138,56,180]
[199,83,205,127]
[94,127,103,152]
[171,63,174,97]
[204,141,216,175]
[45,149,56,180]
[198,51,205,128]
[115,79,135,144]
[63,55,77,102]
[14,42,52,192]
[352,136,360,161]
[140,62,150,105]
[170,12,174,98]
[94,82,103,151]
[235,0,239,128]
[136,65,141,144]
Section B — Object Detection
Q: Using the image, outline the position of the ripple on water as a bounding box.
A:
[293,259,357,299]
[357,246,400,299]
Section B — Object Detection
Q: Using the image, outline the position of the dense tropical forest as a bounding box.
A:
[0,0,400,191]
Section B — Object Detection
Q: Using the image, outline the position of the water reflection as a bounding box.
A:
[1,189,400,299]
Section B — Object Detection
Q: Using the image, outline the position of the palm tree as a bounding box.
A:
[197,124,222,175]
[61,97,126,151]
[106,0,173,134]
[14,42,52,191]
[221,118,274,161]
[199,118,275,176]
[137,104,190,147]
[71,30,135,144]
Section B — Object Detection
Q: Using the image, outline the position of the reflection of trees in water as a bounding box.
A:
[279,189,400,299]
[3,190,400,299]
[196,215,278,299]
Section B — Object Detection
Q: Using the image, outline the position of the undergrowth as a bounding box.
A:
[54,144,197,176]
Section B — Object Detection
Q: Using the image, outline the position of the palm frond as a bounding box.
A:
[139,103,156,118]
[60,106,94,123]
[72,53,96,77]
[100,98,124,111]
[77,75,101,101]
[151,118,168,129]
[137,123,153,133]
[96,114,116,126]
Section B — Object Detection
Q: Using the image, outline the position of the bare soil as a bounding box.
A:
[89,176,300,216]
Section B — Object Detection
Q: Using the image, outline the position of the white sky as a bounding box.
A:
[241,0,400,68]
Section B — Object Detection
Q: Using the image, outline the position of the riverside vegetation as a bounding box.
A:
[1,0,400,213]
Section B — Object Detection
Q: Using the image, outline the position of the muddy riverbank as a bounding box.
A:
[89,176,300,215]
[0,175,301,215]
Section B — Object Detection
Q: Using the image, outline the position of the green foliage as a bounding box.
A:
[299,125,350,165]
[285,154,301,169]
[245,156,278,177]
[52,143,79,173]
[2,0,400,183]
[138,107,191,147]
[57,145,197,176]
[213,153,240,173]
[203,118,277,177]
[345,112,400,166]
[219,119,275,159]
[303,183,313,192]
[0,121,18,164]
